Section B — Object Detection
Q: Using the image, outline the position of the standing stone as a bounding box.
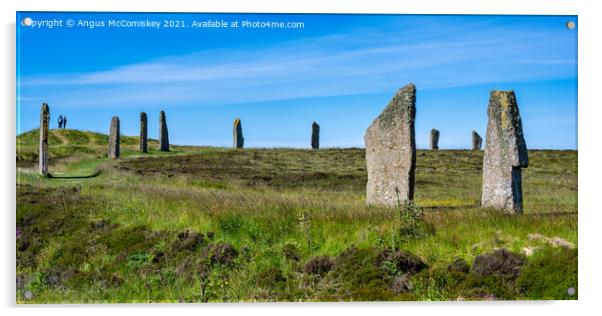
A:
[430,129,440,150]
[108,116,120,159]
[159,110,169,151]
[481,90,528,214]
[38,103,50,177]
[472,130,483,150]
[311,121,320,149]
[233,118,244,149]
[365,83,416,207]
[140,112,148,153]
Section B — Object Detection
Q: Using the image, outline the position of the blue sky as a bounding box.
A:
[16,13,577,149]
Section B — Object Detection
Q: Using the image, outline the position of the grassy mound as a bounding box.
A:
[16,129,161,167]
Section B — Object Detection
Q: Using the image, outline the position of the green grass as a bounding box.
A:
[16,130,577,302]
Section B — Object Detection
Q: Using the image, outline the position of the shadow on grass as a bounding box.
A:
[525,211,578,217]
[48,170,102,179]
[423,205,578,217]
[422,204,479,212]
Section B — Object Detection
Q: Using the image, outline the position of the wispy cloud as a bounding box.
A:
[18,17,576,109]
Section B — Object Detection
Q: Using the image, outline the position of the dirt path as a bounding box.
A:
[51,130,69,145]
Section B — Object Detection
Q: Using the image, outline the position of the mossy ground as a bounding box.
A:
[16,129,577,302]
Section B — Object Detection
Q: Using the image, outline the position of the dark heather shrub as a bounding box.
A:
[304,256,334,276]
[172,230,204,251]
[209,242,238,266]
[448,258,470,274]
[471,248,526,280]
[376,249,428,275]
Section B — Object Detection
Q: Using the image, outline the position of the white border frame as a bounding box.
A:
[2,1,600,316]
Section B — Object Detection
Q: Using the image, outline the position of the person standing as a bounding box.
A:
[58,115,63,129]
[63,116,67,129]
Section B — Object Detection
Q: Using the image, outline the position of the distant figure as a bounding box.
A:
[63,116,67,129]
[58,115,63,129]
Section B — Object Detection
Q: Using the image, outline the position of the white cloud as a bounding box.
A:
[18,18,576,109]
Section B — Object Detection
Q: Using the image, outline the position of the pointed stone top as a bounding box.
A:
[372,83,416,129]
[234,118,241,124]
[391,83,415,99]
[399,83,416,91]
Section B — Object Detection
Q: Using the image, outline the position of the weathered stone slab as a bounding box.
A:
[365,83,416,207]
[430,128,439,150]
[311,121,320,149]
[159,110,169,152]
[108,116,120,159]
[39,103,50,176]
[472,130,482,150]
[233,118,244,149]
[140,112,148,153]
[481,90,528,213]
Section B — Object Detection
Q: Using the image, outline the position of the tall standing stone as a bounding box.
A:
[108,116,120,159]
[481,90,528,214]
[472,130,482,150]
[233,118,244,149]
[365,83,416,207]
[311,121,320,149]
[430,128,440,150]
[140,112,148,153]
[38,103,50,177]
[159,110,169,152]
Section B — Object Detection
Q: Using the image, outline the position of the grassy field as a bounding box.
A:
[16,129,578,302]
